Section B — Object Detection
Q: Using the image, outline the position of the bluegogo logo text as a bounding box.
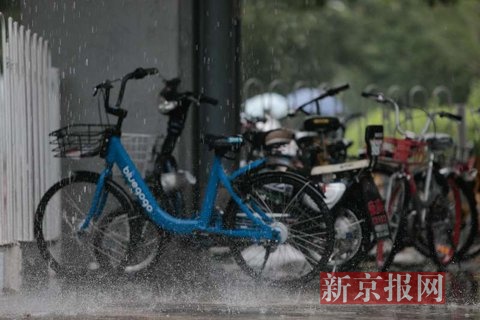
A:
[123,166,153,213]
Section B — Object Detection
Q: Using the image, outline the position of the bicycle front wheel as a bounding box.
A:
[34,171,161,276]
[224,171,335,285]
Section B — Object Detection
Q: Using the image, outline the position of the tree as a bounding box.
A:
[241,0,480,104]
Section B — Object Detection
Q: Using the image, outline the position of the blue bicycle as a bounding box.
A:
[34,68,334,284]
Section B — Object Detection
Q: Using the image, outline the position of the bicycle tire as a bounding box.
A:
[223,171,335,285]
[328,197,372,271]
[265,164,371,272]
[454,179,478,260]
[34,171,167,276]
[34,171,132,276]
[429,177,478,264]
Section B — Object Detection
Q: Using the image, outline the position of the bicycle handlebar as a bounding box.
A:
[325,83,350,96]
[292,83,350,116]
[160,77,218,106]
[198,94,219,106]
[361,91,463,139]
[170,92,218,106]
[91,67,159,129]
[361,91,388,103]
[115,67,159,108]
[132,67,158,79]
[438,111,462,122]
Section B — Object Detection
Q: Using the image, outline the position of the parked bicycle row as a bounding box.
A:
[33,67,480,287]
[241,85,480,272]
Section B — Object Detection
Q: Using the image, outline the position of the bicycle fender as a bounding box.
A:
[359,174,391,240]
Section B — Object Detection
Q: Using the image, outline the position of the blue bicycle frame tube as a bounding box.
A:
[80,166,113,230]
[228,158,266,181]
[85,136,277,241]
[227,158,273,224]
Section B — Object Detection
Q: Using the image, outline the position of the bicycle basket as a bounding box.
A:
[114,133,157,176]
[381,137,427,164]
[50,124,115,158]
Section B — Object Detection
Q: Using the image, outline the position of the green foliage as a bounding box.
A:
[465,81,480,153]
[242,0,480,104]
[466,80,480,110]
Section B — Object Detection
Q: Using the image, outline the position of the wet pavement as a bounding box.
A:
[1,243,480,319]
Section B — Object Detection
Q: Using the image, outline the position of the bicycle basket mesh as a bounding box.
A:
[381,137,427,164]
[50,124,115,158]
[113,133,157,177]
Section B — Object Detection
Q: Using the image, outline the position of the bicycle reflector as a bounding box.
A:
[365,125,384,157]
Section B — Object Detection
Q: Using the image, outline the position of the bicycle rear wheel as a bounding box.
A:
[224,171,335,285]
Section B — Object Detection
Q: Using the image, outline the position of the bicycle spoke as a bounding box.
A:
[253,189,274,215]
[289,213,326,228]
[64,191,92,221]
[290,233,328,252]
[98,230,129,250]
[84,240,124,264]
[108,214,144,227]
[290,228,328,239]
[283,181,310,215]
[290,242,318,266]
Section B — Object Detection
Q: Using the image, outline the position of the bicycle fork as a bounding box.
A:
[79,166,114,232]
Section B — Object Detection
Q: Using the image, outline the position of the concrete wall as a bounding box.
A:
[20,0,240,188]
[19,0,229,183]
[20,0,193,178]
[21,0,182,132]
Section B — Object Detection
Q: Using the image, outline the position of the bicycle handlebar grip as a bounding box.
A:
[328,83,350,95]
[361,91,378,98]
[439,111,462,122]
[199,95,219,106]
[132,67,159,79]
[144,67,159,75]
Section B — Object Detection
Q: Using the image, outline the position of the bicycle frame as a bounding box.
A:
[384,151,436,224]
[80,136,278,242]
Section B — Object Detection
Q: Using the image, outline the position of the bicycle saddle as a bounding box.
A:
[264,128,294,147]
[202,134,244,154]
[303,116,341,133]
[423,132,454,151]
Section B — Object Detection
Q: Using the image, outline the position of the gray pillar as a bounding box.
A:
[196,0,241,196]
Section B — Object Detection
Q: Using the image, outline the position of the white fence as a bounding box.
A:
[0,14,60,244]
